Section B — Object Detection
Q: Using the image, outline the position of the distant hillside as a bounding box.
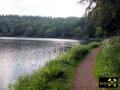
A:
[0,15,96,39]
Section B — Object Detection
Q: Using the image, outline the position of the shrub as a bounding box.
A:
[94,37,120,89]
[87,41,101,50]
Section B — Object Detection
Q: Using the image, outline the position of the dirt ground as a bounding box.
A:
[71,48,100,90]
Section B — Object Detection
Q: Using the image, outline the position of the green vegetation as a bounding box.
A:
[79,0,120,89]
[95,27,104,38]
[80,0,120,36]
[9,42,100,90]
[94,37,120,89]
[0,15,96,39]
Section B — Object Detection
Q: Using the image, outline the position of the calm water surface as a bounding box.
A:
[0,37,79,90]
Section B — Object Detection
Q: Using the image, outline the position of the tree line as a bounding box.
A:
[0,15,97,39]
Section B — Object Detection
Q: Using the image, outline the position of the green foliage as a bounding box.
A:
[0,15,78,38]
[74,27,83,38]
[94,37,120,89]
[95,27,104,38]
[9,42,100,90]
[76,17,96,39]
[45,28,57,38]
[80,0,120,36]
[87,41,101,50]
[24,26,34,36]
[0,15,96,39]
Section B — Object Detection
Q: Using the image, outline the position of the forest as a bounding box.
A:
[0,15,99,39]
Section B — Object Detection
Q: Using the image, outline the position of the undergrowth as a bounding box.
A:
[94,36,120,90]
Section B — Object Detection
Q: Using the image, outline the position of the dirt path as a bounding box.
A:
[71,48,100,90]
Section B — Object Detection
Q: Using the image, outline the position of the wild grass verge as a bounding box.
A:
[94,36,120,90]
[9,42,100,90]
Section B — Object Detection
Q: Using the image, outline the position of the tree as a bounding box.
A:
[35,29,45,37]
[95,27,104,38]
[1,26,9,36]
[0,15,95,39]
[74,27,84,39]
[79,0,120,36]
[24,26,34,37]
[76,17,96,39]
[45,28,56,38]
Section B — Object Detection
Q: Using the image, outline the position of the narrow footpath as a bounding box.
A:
[71,48,100,90]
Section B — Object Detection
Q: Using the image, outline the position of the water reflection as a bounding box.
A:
[0,38,79,89]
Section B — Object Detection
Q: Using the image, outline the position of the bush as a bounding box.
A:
[94,38,120,89]
[87,41,101,50]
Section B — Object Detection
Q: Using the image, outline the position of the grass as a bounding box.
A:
[94,36,120,90]
[9,42,100,90]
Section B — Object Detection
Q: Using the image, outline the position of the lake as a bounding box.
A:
[0,37,79,90]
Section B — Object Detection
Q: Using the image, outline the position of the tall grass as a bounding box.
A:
[9,42,100,90]
[94,36,120,90]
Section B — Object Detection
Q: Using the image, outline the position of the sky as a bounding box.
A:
[0,0,87,17]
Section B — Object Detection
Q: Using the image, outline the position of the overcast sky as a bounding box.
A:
[0,0,87,17]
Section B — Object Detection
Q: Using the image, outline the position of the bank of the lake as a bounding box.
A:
[0,38,81,90]
[94,36,120,90]
[9,41,100,90]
